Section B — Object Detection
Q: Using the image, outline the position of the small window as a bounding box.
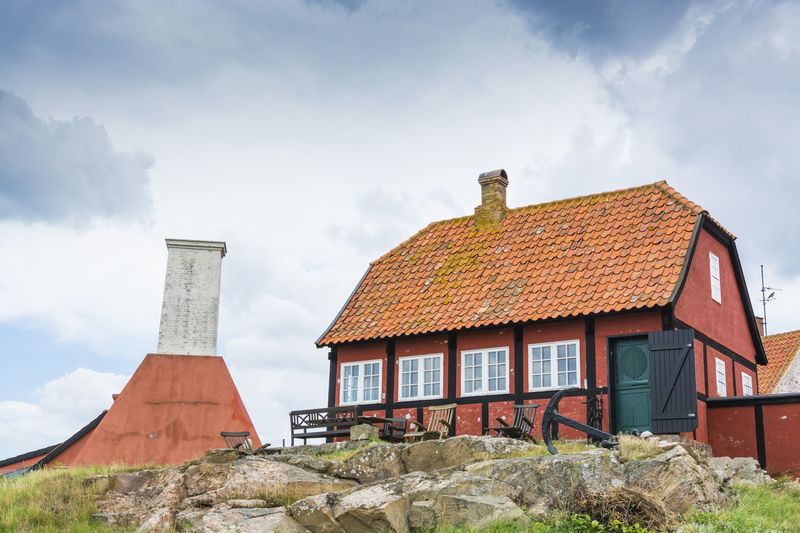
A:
[715,357,727,397]
[461,347,509,396]
[399,354,443,401]
[529,341,580,390]
[340,360,382,405]
[709,252,721,303]
[742,372,753,396]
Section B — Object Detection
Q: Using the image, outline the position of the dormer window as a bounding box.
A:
[709,252,721,303]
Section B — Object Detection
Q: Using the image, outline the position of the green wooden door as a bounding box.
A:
[612,337,652,433]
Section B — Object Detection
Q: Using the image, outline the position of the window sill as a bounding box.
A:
[460,390,509,398]
[396,396,443,403]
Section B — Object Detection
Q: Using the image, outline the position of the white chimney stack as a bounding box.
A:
[156,239,227,355]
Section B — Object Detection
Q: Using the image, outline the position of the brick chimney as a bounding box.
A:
[475,169,509,226]
[755,316,765,336]
[157,239,227,355]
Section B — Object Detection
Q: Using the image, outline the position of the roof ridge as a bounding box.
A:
[372,180,680,265]
[763,328,800,339]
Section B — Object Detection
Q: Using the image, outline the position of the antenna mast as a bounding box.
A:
[761,265,768,335]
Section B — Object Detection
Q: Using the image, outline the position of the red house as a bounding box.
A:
[316,171,767,444]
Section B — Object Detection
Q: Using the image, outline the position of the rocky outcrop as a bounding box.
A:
[95,436,770,532]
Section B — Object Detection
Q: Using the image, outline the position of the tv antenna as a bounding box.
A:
[760,265,780,335]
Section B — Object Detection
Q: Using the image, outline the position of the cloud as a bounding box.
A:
[507,0,692,61]
[0,368,129,458]
[0,91,153,223]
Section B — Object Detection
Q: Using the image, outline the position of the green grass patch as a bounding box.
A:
[681,479,800,533]
[0,465,151,533]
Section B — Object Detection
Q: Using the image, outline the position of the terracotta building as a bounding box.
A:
[1,240,260,476]
[760,329,800,393]
[316,171,767,443]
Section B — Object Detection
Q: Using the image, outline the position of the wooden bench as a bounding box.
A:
[486,404,539,442]
[290,405,360,445]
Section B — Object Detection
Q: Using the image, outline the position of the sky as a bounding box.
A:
[1,0,799,458]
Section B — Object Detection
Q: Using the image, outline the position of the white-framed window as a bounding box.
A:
[715,357,727,397]
[742,372,753,396]
[340,360,382,405]
[461,347,509,396]
[529,340,581,390]
[399,354,443,401]
[709,252,722,303]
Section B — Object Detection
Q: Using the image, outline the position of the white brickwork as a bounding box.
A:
[157,239,226,355]
[775,350,800,393]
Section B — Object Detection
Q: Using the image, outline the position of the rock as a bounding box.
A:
[329,444,406,483]
[97,435,768,532]
[205,448,246,464]
[624,444,726,512]
[402,435,536,473]
[436,494,525,528]
[333,484,410,532]
[108,471,159,493]
[350,424,379,441]
[288,493,343,533]
[271,454,338,475]
[709,456,771,486]
[190,506,308,533]
[640,431,653,438]
[466,449,622,510]
[181,455,356,509]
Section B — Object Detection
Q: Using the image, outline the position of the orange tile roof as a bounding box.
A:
[759,330,800,393]
[318,181,712,346]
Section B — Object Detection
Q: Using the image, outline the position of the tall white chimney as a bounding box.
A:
[156,239,226,355]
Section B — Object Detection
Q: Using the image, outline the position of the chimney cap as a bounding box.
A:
[165,238,227,258]
[478,169,508,184]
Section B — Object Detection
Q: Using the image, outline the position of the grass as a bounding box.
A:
[681,479,800,532]
[616,436,664,463]
[429,480,800,532]
[0,465,148,532]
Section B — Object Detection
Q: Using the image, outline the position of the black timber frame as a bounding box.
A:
[33,410,107,470]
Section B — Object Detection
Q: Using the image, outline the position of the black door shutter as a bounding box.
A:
[648,329,698,434]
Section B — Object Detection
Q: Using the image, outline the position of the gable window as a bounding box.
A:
[461,347,509,396]
[709,252,722,303]
[529,340,580,390]
[715,357,727,397]
[399,354,443,401]
[340,360,382,405]
[742,372,753,396]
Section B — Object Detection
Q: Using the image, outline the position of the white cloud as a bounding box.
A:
[0,368,129,457]
[0,91,153,223]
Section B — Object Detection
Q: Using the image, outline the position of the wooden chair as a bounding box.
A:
[380,417,408,442]
[404,404,456,442]
[486,404,539,443]
[221,431,253,451]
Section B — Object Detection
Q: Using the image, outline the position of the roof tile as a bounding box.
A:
[318,180,709,345]
[760,330,800,393]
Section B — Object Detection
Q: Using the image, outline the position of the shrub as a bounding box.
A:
[615,435,664,463]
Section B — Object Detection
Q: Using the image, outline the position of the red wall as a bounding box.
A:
[707,405,758,458]
[674,229,757,362]
[707,400,800,478]
[395,335,449,403]
[522,320,585,391]
[0,453,49,475]
[763,403,800,477]
[333,311,677,438]
[457,328,515,396]
[595,312,662,390]
[336,341,387,405]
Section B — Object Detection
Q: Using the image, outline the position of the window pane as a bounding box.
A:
[568,371,577,385]
[533,375,541,388]
[558,359,566,372]
[558,373,566,386]
[543,374,551,387]
[568,343,576,357]
[557,345,566,357]
[568,358,576,371]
